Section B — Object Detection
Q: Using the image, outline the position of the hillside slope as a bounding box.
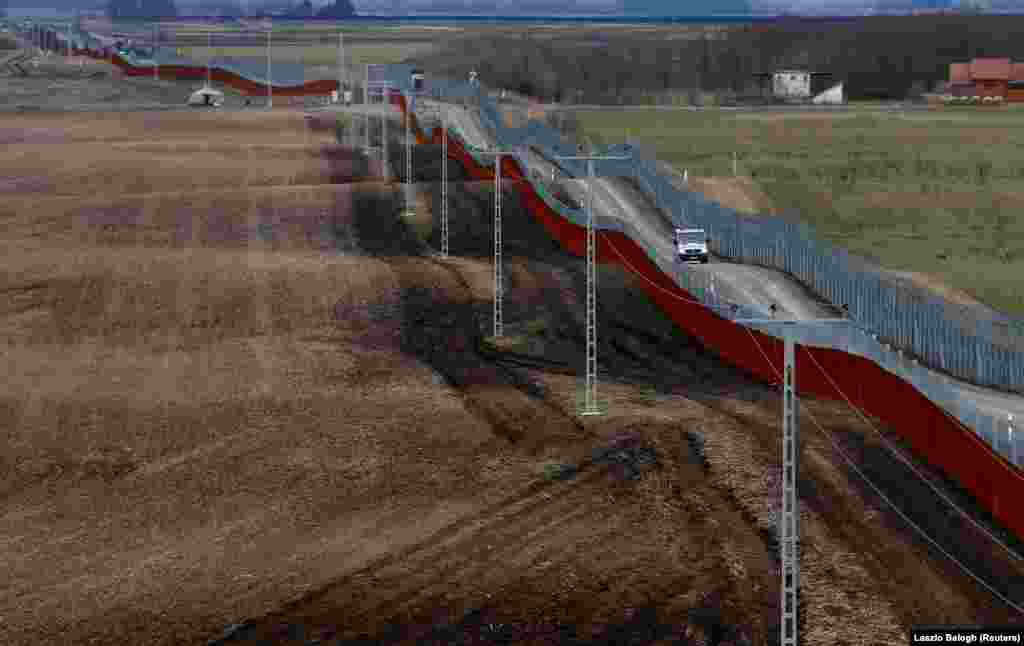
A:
[0,111,1021,646]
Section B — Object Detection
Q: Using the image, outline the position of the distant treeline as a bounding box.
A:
[100,0,355,19]
[107,0,179,19]
[417,15,1024,103]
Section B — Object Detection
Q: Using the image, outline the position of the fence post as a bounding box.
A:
[1010,414,1017,467]
[973,335,981,388]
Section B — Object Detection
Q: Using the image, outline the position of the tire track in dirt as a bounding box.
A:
[324,479,609,639]
[212,184,613,644]
[375,174,591,447]
[402,152,1023,633]
[695,394,1024,630]
[211,457,621,645]
[210,146,792,644]
[425,253,589,440]
[387,544,696,646]
[237,446,744,646]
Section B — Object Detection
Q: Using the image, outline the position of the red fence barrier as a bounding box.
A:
[70,45,339,96]
[44,57,1022,540]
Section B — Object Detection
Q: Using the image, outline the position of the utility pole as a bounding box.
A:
[403,81,427,218]
[553,149,630,416]
[474,148,516,339]
[337,31,344,103]
[781,333,799,646]
[380,81,395,180]
[266,21,272,109]
[418,100,449,257]
[441,105,449,258]
[725,312,822,646]
[298,25,304,109]
[206,28,211,88]
[152,21,157,80]
[364,64,370,152]
[382,84,388,180]
[1010,414,1016,467]
[366,79,391,171]
[406,94,412,188]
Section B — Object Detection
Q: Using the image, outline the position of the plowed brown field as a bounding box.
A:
[2,111,1022,646]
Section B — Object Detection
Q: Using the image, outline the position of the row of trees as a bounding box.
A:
[104,0,354,20]
[286,0,357,18]
[418,15,1024,103]
[107,0,179,19]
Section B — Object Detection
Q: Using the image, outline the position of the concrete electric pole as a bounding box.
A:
[781,334,799,646]
[206,28,211,88]
[266,23,272,109]
[337,31,344,103]
[412,100,449,256]
[729,316,802,645]
[1010,414,1016,467]
[474,148,516,339]
[402,81,428,224]
[366,79,392,175]
[152,22,158,80]
[441,105,449,259]
[364,64,370,151]
[552,150,629,417]
[406,95,412,186]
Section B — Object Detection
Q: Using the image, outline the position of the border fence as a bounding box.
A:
[462,80,1024,395]
[390,70,1024,479]
[7,22,1021,481]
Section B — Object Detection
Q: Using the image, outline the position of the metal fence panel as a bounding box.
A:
[406,67,1023,467]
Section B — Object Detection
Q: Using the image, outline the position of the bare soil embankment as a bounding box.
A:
[1,111,1022,646]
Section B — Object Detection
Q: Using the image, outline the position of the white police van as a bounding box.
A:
[674,228,709,264]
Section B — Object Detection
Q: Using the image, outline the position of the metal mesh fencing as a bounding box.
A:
[631,154,1024,393]
[402,67,1023,469]
[23,35,1018,395]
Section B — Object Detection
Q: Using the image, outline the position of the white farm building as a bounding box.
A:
[812,82,845,105]
[772,70,811,100]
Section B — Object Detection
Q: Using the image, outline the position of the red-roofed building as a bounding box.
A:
[1013,63,1024,103]
[949,57,1024,102]
[949,63,970,82]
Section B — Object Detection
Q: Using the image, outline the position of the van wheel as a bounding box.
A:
[700,256,709,264]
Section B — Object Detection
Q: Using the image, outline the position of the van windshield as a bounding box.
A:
[680,231,705,245]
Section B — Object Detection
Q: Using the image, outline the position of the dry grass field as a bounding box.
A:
[2,109,1023,646]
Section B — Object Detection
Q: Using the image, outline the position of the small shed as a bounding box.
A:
[1010,62,1024,103]
[812,82,845,105]
[773,70,811,100]
[947,57,1024,102]
[752,70,834,102]
[949,62,971,83]
[969,58,1011,99]
[187,86,224,107]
